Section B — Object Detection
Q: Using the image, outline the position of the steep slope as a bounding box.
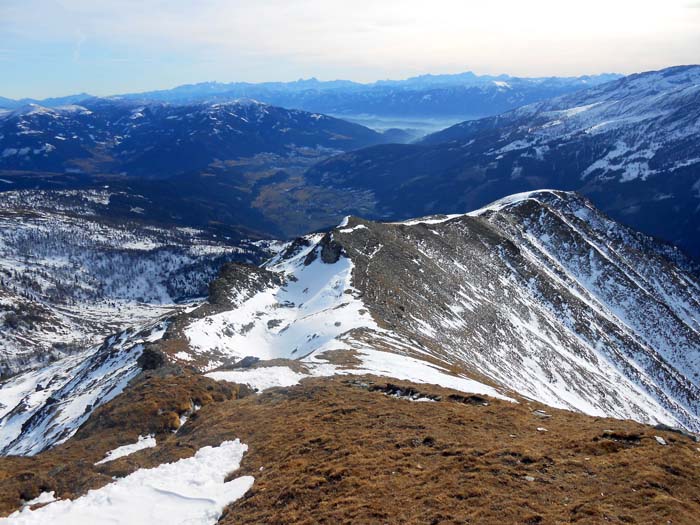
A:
[0,320,168,455]
[4,190,693,456]
[305,65,700,257]
[0,189,269,377]
[174,190,700,432]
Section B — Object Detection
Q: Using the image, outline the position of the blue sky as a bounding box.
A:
[2,0,699,99]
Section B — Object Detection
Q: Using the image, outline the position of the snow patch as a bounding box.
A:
[95,435,157,465]
[6,439,253,525]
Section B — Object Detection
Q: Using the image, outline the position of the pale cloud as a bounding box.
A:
[72,31,86,62]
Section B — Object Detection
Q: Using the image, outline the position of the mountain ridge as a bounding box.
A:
[305,65,700,258]
[3,189,697,459]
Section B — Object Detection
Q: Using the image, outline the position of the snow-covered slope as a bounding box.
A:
[0,189,264,377]
[0,320,167,455]
[185,236,509,401]
[181,190,700,432]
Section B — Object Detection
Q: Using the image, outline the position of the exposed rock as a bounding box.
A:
[280,237,311,260]
[208,263,282,306]
[319,233,343,264]
[233,357,261,369]
[137,348,166,371]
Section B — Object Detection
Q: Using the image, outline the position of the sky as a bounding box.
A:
[1,0,699,99]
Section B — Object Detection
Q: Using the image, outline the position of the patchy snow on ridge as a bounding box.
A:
[206,348,511,402]
[189,236,510,400]
[207,366,315,391]
[4,439,253,525]
[394,189,560,226]
[0,320,169,455]
[186,241,375,363]
[94,434,157,465]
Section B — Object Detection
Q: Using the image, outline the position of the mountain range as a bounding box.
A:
[0,72,620,127]
[0,66,699,257]
[0,99,389,177]
[0,65,699,522]
[0,190,698,522]
[306,65,700,258]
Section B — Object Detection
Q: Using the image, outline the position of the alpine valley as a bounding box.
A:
[0,65,699,525]
[306,66,700,258]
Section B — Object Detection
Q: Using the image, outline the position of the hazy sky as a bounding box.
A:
[2,0,699,99]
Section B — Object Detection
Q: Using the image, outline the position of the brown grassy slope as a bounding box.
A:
[201,377,700,525]
[0,371,247,514]
[1,374,699,524]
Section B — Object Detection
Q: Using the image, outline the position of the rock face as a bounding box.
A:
[302,232,343,265]
[306,65,700,258]
[207,263,283,307]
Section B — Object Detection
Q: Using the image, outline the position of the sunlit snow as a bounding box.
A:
[4,440,253,525]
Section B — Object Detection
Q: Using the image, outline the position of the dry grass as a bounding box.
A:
[0,371,246,514]
[205,377,700,525]
[0,374,699,524]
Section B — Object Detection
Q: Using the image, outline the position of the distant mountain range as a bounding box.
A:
[0,71,621,126]
[0,66,698,258]
[306,65,700,258]
[0,99,389,177]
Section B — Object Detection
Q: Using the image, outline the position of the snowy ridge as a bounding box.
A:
[186,235,510,401]
[183,192,700,431]
[0,320,168,455]
[375,191,700,430]
[1,189,698,461]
